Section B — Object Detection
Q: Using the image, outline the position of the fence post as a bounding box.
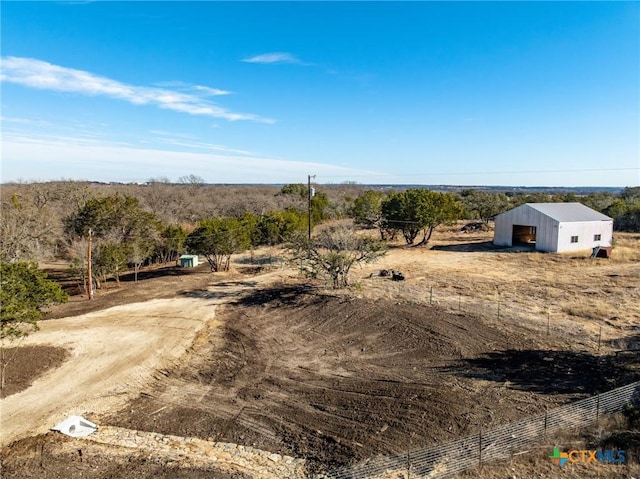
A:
[407,450,410,479]
[497,300,501,320]
[430,286,433,305]
[544,409,548,437]
[596,393,601,426]
[597,325,602,353]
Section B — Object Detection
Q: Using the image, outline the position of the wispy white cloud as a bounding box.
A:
[149,129,198,139]
[154,81,232,96]
[0,56,273,123]
[0,115,50,126]
[149,133,255,156]
[242,52,310,65]
[1,132,379,184]
[193,85,232,96]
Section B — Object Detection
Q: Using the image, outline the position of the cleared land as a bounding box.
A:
[1,227,639,478]
[1,297,218,446]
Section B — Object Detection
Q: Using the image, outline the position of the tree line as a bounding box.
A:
[0,181,328,342]
[349,186,640,238]
[2,181,638,342]
[0,182,335,288]
[2,181,638,272]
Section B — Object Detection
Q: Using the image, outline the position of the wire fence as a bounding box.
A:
[243,258,634,349]
[365,280,633,353]
[315,381,640,479]
[241,255,637,479]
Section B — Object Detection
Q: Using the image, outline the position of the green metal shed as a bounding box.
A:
[179,254,199,268]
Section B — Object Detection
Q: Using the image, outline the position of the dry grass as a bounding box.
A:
[454,414,639,479]
[612,233,640,263]
[562,299,616,322]
[320,223,640,353]
[456,452,636,479]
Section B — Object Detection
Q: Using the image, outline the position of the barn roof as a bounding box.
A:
[526,203,612,222]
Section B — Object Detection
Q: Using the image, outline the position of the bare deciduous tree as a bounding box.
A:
[0,194,60,262]
[289,224,387,288]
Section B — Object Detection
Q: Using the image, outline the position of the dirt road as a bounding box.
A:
[0,298,217,446]
[1,271,289,447]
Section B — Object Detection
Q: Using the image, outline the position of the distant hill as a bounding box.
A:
[6,180,623,197]
[321,185,624,195]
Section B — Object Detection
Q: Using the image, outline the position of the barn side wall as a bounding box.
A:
[493,209,515,246]
[556,220,613,253]
[493,205,558,251]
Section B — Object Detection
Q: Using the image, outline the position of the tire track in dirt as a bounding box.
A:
[1,272,291,448]
[0,298,219,446]
[105,290,588,471]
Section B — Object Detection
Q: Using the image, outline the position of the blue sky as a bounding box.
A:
[1,1,639,186]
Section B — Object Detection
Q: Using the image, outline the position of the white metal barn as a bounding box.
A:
[493,203,613,253]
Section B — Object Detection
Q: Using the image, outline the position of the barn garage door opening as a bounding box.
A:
[512,225,536,246]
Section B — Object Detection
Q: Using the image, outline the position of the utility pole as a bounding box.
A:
[307,174,316,240]
[87,229,93,300]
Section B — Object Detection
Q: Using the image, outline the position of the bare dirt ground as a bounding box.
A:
[1,345,69,399]
[0,296,220,446]
[2,227,639,478]
[1,262,287,445]
[101,288,638,472]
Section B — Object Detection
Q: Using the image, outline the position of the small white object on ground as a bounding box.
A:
[51,415,97,437]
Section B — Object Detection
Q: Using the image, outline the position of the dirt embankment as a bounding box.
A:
[101,284,632,472]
